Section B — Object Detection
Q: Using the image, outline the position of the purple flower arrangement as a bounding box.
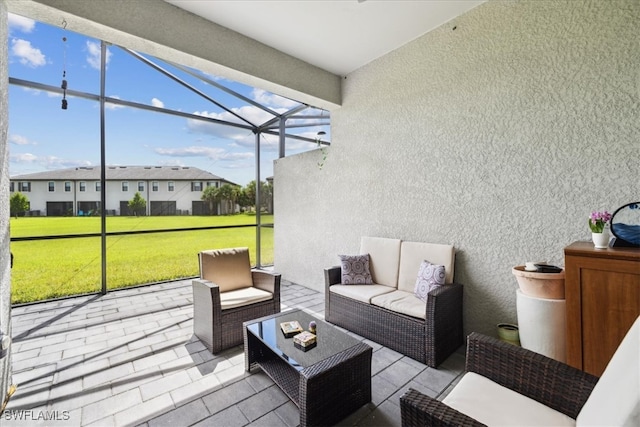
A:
[589,211,612,233]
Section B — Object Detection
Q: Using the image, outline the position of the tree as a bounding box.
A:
[244,180,271,212]
[237,188,251,211]
[201,185,220,215]
[217,184,240,215]
[10,192,29,218]
[128,192,146,216]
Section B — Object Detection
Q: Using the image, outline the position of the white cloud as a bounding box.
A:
[151,98,164,108]
[105,95,126,110]
[11,39,46,67]
[86,41,112,70]
[158,159,187,167]
[196,106,276,127]
[154,146,254,162]
[252,88,299,109]
[9,134,36,145]
[9,152,92,169]
[186,106,282,142]
[8,14,36,33]
[10,153,38,163]
[41,156,93,169]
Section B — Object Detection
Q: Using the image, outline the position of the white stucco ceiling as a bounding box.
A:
[164,0,485,76]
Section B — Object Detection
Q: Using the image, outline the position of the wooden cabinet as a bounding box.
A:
[564,241,640,376]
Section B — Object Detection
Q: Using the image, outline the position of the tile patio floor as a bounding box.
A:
[4,279,465,426]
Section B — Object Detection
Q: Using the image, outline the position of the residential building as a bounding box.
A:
[9,165,239,216]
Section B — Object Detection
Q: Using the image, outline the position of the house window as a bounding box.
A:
[48,181,55,192]
[191,182,203,191]
[95,181,101,192]
[19,182,30,192]
[10,182,14,192]
[168,181,174,192]
[138,181,145,192]
[79,182,86,192]
[152,181,159,192]
[122,181,129,192]
[65,181,71,192]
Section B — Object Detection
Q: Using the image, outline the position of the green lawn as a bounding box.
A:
[10,214,273,304]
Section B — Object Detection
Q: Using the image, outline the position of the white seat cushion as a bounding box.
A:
[220,287,272,310]
[577,315,640,427]
[370,290,425,319]
[443,372,575,427]
[397,241,454,293]
[360,237,401,288]
[330,284,394,304]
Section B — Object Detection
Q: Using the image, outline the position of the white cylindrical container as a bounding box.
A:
[516,289,566,362]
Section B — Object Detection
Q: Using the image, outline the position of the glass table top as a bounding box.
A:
[245,309,362,371]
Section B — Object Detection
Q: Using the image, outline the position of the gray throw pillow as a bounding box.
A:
[339,254,373,284]
[414,260,446,303]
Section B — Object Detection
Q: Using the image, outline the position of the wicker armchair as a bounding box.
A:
[192,247,281,353]
[401,317,640,426]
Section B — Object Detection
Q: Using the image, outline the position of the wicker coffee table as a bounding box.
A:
[243,309,372,427]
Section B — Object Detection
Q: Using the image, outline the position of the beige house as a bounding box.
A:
[10,166,238,216]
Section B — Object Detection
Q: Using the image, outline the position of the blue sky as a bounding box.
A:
[7,13,329,186]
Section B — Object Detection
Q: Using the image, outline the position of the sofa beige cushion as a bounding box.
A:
[359,237,401,287]
[331,284,395,304]
[576,315,639,427]
[199,247,253,293]
[397,241,455,293]
[371,290,426,319]
[443,372,575,426]
[220,286,273,310]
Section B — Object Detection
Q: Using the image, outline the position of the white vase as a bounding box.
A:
[591,231,610,249]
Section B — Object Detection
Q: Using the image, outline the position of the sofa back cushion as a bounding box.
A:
[359,237,401,288]
[199,247,253,293]
[397,241,455,293]
[576,315,639,427]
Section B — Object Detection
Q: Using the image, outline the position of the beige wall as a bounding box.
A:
[274,0,640,336]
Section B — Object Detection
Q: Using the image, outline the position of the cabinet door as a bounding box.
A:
[567,256,640,376]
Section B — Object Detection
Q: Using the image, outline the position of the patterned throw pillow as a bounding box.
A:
[339,254,373,284]
[414,260,446,303]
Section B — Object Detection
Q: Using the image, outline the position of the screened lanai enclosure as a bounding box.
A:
[7,15,330,303]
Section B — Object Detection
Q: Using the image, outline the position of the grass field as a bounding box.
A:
[10,214,273,304]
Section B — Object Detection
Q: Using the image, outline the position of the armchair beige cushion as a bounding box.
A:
[199,247,253,293]
[576,315,639,426]
[220,287,273,310]
[443,372,575,426]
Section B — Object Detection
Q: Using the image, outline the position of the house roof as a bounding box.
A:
[10,166,238,185]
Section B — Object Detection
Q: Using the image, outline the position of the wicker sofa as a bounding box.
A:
[324,237,463,368]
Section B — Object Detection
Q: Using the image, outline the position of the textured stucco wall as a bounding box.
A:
[275,0,640,337]
[1,0,13,408]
